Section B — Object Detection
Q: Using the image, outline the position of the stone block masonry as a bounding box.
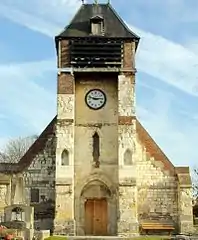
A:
[23,120,57,231]
[54,72,75,235]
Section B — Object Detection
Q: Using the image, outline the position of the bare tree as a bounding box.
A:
[0,135,38,163]
[192,167,198,203]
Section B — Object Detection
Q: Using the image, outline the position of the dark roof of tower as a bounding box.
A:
[55,3,140,42]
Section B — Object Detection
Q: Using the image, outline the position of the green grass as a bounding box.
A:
[132,237,170,240]
[45,236,67,240]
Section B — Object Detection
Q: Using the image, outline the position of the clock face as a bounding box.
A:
[85,89,106,110]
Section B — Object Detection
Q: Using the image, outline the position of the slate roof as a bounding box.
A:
[55,3,140,42]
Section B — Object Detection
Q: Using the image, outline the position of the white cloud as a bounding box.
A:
[131,25,198,97]
[0,59,56,133]
[0,0,80,37]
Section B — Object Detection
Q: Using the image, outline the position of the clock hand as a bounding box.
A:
[89,96,103,100]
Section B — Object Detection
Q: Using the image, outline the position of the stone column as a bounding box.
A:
[176,167,194,234]
[117,40,138,236]
[54,71,75,235]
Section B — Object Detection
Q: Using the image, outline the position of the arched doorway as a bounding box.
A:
[81,180,111,236]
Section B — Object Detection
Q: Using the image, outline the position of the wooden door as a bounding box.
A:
[85,199,107,236]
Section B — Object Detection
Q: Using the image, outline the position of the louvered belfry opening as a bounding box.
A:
[70,38,122,68]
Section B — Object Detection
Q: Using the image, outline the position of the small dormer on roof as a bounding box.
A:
[90,15,104,35]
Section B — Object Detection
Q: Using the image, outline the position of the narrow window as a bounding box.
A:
[124,149,133,165]
[61,149,69,166]
[93,132,100,166]
[30,188,39,203]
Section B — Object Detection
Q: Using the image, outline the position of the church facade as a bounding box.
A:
[0,2,194,237]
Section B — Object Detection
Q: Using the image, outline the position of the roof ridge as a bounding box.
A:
[55,4,84,39]
[136,118,175,175]
[17,116,57,171]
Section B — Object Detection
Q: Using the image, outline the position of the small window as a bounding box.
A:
[90,15,104,35]
[124,149,133,165]
[61,149,69,166]
[91,22,102,35]
[30,188,39,203]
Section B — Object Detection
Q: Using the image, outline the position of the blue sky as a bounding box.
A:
[0,0,198,169]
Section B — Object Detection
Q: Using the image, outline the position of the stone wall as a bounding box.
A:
[23,129,56,232]
[54,72,75,235]
[135,124,179,230]
[118,40,137,236]
[118,185,138,236]
[117,114,186,235]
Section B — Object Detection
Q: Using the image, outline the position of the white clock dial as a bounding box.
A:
[85,89,106,110]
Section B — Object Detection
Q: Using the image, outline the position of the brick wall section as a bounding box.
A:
[60,40,70,68]
[57,73,74,94]
[57,119,74,124]
[118,116,135,125]
[176,167,191,175]
[176,167,192,186]
[123,41,133,70]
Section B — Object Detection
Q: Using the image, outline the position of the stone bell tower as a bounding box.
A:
[54,1,140,236]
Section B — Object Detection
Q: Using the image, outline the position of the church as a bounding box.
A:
[0,1,194,237]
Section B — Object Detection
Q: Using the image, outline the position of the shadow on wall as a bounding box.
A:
[31,198,55,233]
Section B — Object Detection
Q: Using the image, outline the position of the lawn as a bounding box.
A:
[45,236,67,240]
[133,237,170,240]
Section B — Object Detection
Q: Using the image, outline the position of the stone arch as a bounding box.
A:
[81,180,111,199]
[124,148,133,165]
[78,172,116,198]
[61,149,69,166]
